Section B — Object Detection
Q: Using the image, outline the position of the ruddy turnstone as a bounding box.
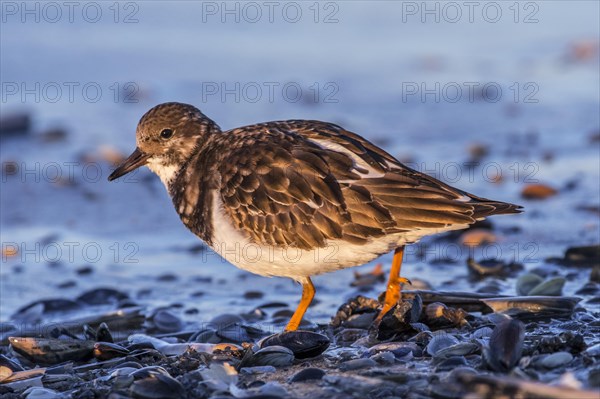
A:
[108,102,521,330]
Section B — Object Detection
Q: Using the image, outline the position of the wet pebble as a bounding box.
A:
[338,358,376,371]
[76,265,94,276]
[538,351,573,369]
[151,309,183,333]
[156,273,178,282]
[521,183,558,199]
[56,280,76,289]
[77,288,129,305]
[0,112,31,135]
[209,313,244,329]
[243,291,264,299]
[288,367,326,382]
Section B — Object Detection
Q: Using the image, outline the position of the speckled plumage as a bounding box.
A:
[109,102,521,293]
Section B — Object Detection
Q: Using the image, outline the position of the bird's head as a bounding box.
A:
[108,102,220,185]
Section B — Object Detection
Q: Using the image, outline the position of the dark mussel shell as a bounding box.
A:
[259,331,329,359]
[483,319,524,372]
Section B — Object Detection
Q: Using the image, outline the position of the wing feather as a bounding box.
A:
[217,120,521,250]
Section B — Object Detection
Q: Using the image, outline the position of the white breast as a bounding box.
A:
[208,192,469,282]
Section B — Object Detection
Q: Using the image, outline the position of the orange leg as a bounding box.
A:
[285,277,315,331]
[375,246,409,322]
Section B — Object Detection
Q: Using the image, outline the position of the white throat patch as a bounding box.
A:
[146,157,179,187]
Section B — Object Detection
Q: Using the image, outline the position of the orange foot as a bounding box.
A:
[375,246,409,322]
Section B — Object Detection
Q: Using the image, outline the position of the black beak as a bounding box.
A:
[108,147,150,181]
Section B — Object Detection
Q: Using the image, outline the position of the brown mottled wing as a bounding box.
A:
[289,120,522,224]
[218,120,521,250]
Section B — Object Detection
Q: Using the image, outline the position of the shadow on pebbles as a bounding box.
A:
[1,246,600,398]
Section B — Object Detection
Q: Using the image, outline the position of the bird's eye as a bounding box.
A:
[160,128,173,139]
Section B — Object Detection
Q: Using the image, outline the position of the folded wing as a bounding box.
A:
[218,121,521,250]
